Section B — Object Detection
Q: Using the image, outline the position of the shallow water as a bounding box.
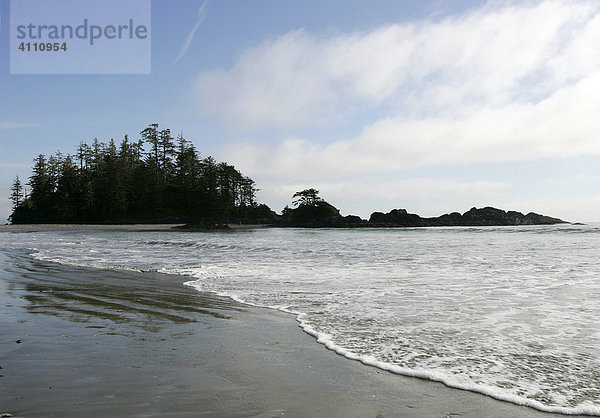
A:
[2,225,599,414]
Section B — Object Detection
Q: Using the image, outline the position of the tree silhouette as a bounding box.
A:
[10,176,24,210]
[8,123,267,224]
[292,188,321,207]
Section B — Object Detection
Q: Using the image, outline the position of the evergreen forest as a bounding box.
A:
[9,124,274,224]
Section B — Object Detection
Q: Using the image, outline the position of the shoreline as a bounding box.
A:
[0,221,579,236]
[0,249,589,417]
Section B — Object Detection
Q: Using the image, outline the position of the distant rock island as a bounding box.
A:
[274,205,566,228]
[273,189,567,228]
[367,206,566,227]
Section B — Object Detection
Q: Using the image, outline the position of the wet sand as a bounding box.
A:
[0,224,183,233]
[0,248,585,417]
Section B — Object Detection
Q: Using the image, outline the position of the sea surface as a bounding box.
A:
[2,225,600,415]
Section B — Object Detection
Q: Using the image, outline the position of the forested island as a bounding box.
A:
[8,124,567,228]
[9,124,275,224]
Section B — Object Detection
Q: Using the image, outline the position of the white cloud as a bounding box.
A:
[0,122,28,129]
[219,70,600,180]
[192,0,600,131]
[173,1,208,64]
[210,0,600,178]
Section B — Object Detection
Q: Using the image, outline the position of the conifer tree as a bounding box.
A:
[10,176,24,210]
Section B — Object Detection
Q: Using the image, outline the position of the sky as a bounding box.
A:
[1,0,600,223]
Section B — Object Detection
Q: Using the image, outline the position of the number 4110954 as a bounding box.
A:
[18,42,68,52]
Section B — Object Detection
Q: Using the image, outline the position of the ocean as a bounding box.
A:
[2,224,599,415]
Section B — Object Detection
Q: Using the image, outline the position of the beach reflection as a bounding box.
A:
[6,251,240,332]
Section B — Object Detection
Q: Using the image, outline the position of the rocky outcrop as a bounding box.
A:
[275,201,566,228]
[369,209,428,226]
[368,206,566,227]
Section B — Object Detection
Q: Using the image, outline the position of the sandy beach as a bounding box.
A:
[0,247,586,417]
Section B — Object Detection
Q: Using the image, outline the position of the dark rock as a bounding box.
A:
[367,206,566,227]
[369,209,426,226]
[172,223,232,231]
[340,215,368,227]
